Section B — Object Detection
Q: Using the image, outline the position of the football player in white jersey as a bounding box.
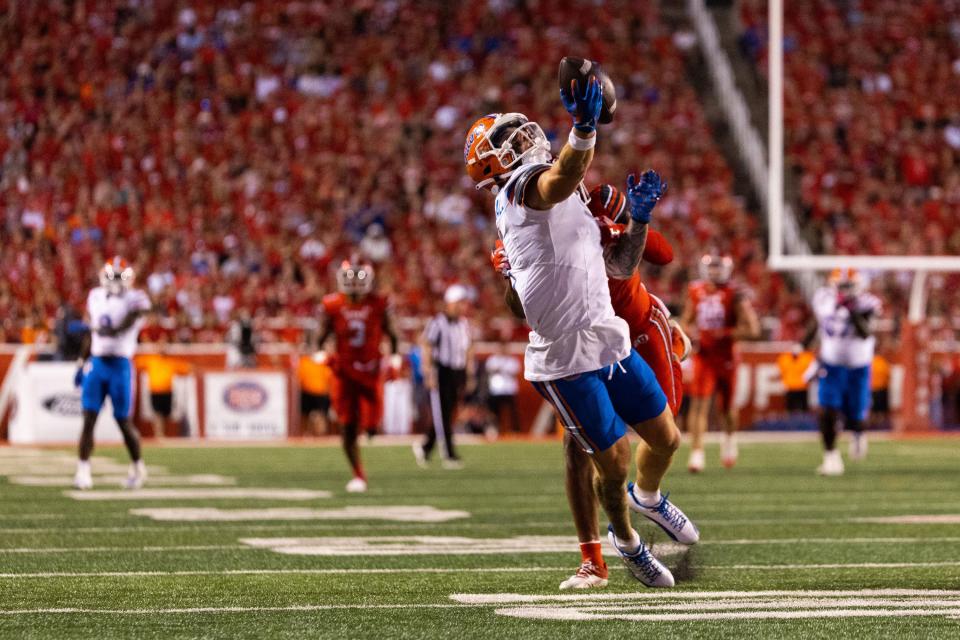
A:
[73,257,152,490]
[464,71,697,588]
[804,268,881,476]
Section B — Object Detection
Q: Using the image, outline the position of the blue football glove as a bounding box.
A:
[74,363,86,389]
[626,170,668,224]
[560,74,603,134]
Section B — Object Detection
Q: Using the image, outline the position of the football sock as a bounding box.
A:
[76,460,91,474]
[819,409,838,451]
[352,462,366,481]
[579,541,604,567]
[636,488,662,507]
[615,530,642,555]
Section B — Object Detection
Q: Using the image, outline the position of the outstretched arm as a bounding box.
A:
[525,76,603,210]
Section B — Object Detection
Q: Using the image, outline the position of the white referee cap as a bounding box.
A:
[444,284,469,304]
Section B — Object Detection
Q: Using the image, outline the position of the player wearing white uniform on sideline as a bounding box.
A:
[804,268,881,476]
[463,69,696,589]
[73,257,152,490]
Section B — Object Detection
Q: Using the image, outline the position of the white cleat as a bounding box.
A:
[721,435,738,469]
[817,449,845,476]
[123,460,147,490]
[441,458,464,470]
[849,433,868,461]
[73,466,93,491]
[559,560,609,590]
[687,448,705,473]
[345,477,368,493]
[412,442,428,469]
[607,525,674,588]
[627,483,700,545]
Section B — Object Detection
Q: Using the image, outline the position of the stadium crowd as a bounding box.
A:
[3,0,806,347]
[737,0,960,324]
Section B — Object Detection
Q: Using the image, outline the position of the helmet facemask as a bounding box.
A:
[100,262,134,295]
[699,254,733,284]
[336,262,374,297]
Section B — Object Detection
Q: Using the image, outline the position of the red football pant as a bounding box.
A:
[635,305,684,416]
[332,376,382,430]
[690,353,737,412]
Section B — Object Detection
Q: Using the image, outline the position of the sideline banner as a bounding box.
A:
[10,362,122,444]
[203,371,288,440]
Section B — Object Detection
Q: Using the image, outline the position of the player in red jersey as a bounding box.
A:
[317,257,399,493]
[492,180,697,590]
[680,253,760,472]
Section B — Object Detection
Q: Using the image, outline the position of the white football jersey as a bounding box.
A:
[811,286,881,368]
[87,287,151,359]
[495,163,630,381]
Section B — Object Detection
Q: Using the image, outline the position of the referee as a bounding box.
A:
[413,284,473,469]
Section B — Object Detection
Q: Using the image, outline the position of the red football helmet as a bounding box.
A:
[336,258,374,296]
[464,112,551,190]
[100,256,135,294]
[588,183,629,223]
[699,253,733,284]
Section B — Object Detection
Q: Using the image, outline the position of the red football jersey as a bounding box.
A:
[608,274,653,342]
[687,280,740,358]
[322,292,389,374]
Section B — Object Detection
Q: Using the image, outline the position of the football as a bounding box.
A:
[558,56,617,124]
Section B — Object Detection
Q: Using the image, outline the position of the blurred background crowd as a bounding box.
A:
[2,0,957,350]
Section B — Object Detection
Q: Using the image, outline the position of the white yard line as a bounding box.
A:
[66,489,331,501]
[853,515,960,524]
[451,588,960,604]
[2,559,960,575]
[131,506,469,523]
[496,606,960,623]
[0,545,247,554]
[3,589,960,619]
[0,603,472,616]
[9,475,237,487]
[719,561,960,570]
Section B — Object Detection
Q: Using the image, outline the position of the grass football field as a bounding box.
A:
[1,436,959,639]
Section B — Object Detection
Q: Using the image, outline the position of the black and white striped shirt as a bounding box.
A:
[423,313,472,370]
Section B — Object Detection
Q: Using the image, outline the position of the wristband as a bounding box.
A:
[568,129,596,151]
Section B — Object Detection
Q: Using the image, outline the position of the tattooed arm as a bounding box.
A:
[604,219,648,279]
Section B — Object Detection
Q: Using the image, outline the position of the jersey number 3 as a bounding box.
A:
[347,319,366,348]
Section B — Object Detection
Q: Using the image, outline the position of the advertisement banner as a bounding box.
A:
[10,362,122,444]
[203,371,288,440]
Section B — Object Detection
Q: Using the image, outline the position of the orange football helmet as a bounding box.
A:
[100,256,135,294]
[464,112,551,190]
[828,267,862,294]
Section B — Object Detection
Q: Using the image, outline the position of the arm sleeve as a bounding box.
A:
[131,290,152,312]
[507,164,551,207]
[641,229,674,265]
[422,317,439,346]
